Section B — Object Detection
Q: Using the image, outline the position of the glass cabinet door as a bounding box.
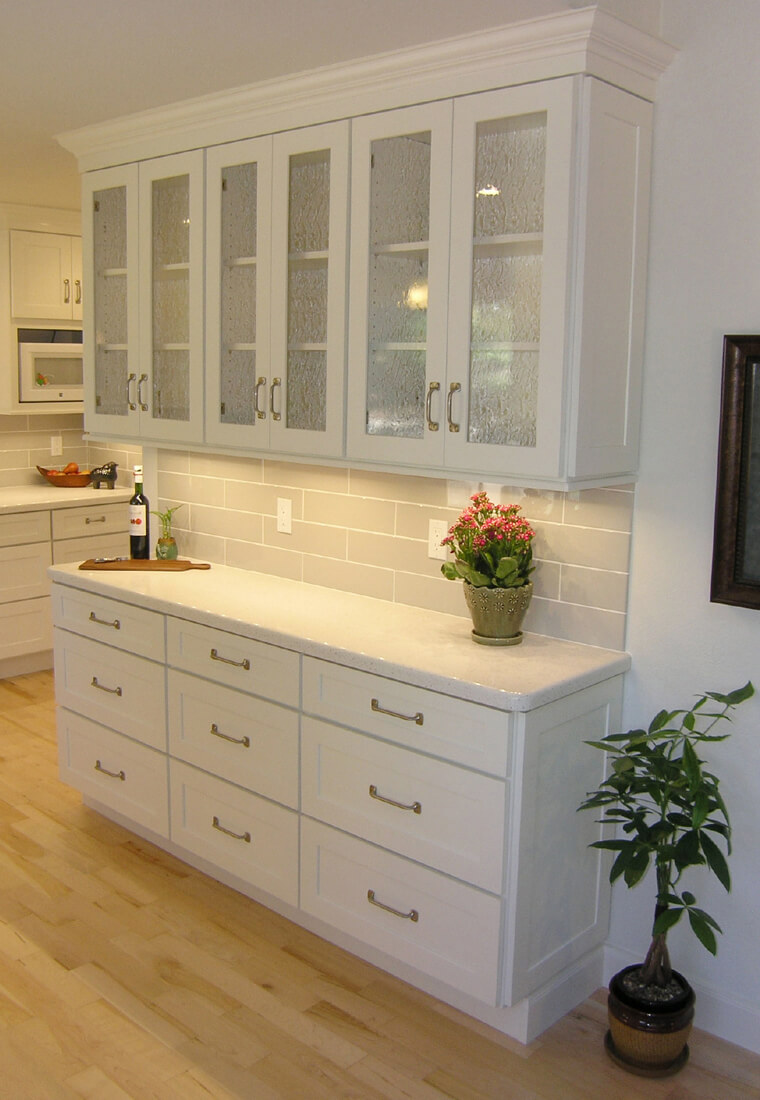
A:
[138,151,205,443]
[82,163,140,436]
[269,121,349,457]
[347,103,453,466]
[205,137,272,448]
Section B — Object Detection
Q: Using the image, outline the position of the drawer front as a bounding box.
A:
[302,657,509,775]
[0,597,52,659]
[170,759,299,906]
[51,583,165,661]
[51,502,129,541]
[302,717,506,892]
[0,542,51,603]
[0,509,50,548]
[53,628,166,750]
[301,818,502,1003]
[57,707,169,838]
[168,669,298,808]
[167,617,299,706]
[53,532,128,565]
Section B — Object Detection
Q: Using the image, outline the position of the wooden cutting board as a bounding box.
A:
[79,558,211,571]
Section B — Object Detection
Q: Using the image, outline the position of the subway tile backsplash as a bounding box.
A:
[157,449,634,651]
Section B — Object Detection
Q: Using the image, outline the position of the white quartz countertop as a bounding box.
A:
[49,561,630,712]
[1,484,132,513]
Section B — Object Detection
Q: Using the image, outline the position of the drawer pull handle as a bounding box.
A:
[369,783,422,815]
[367,889,419,923]
[210,722,250,748]
[212,815,251,843]
[89,611,121,630]
[94,760,125,781]
[85,515,107,525]
[210,647,251,671]
[371,698,423,726]
[91,676,122,697]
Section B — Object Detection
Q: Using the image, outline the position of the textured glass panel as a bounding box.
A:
[94,349,128,416]
[288,260,327,345]
[95,273,128,346]
[93,186,127,269]
[369,254,428,344]
[289,151,330,253]
[153,270,189,346]
[152,175,190,265]
[468,350,538,447]
[370,133,431,246]
[152,349,189,421]
[222,162,257,260]
[471,253,542,344]
[286,351,326,431]
[367,349,426,437]
[222,264,256,346]
[474,115,546,237]
[220,350,257,425]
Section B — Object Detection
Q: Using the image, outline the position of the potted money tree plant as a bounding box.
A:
[578,681,754,1076]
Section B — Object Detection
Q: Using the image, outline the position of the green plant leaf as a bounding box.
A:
[653,908,682,935]
[688,909,718,954]
[700,831,731,891]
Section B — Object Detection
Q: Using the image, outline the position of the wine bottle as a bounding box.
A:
[129,465,150,559]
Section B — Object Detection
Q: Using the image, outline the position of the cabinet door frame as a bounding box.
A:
[10,229,78,321]
[346,101,453,467]
[205,136,274,449]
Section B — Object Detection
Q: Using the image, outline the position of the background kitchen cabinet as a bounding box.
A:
[10,230,83,321]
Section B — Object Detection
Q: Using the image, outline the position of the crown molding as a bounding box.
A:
[58,6,676,172]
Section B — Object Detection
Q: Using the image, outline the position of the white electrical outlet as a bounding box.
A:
[428,518,449,560]
[276,497,292,534]
[50,435,63,457]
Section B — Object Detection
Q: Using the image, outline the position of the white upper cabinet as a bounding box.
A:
[11,230,83,321]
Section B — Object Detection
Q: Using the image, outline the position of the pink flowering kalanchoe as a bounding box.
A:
[440,491,535,589]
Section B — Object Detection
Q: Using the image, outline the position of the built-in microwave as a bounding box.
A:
[18,328,83,403]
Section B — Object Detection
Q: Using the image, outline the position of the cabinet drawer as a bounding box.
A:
[302,717,506,892]
[301,819,501,1003]
[0,542,51,603]
[0,597,52,659]
[302,657,509,775]
[57,707,169,838]
[167,617,299,706]
[168,669,298,808]
[51,583,165,660]
[0,509,50,548]
[170,759,299,906]
[52,502,128,541]
[53,532,127,565]
[53,628,166,750]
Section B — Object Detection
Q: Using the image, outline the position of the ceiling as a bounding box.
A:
[1,0,661,212]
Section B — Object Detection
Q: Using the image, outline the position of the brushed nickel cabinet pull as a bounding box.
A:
[367,889,419,922]
[63,277,71,304]
[426,381,440,431]
[94,760,125,781]
[369,783,422,815]
[270,377,282,421]
[85,515,107,525]
[210,722,250,748]
[447,381,461,432]
[371,698,423,726]
[91,676,122,696]
[212,815,251,843]
[126,371,137,410]
[137,373,149,411]
[210,647,250,670]
[75,279,82,305]
[254,376,267,419]
[89,611,120,630]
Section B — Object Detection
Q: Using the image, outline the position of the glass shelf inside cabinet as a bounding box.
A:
[93,184,129,416]
[467,112,546,449]
[366,131,432,438]
[220,161,259,426]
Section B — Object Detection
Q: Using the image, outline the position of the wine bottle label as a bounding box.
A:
[129,504,147,530]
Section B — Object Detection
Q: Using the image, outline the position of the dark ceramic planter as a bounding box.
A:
[606,964,695,1077]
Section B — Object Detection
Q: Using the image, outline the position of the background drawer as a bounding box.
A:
[301,818,502,1003]
[53,628,166,750]
[0,542,51,603]
[51,502,128,541]
[302,717,506,892]
[167,617,299,706]
[0,597,52,659]
[0,509,50,548]
[302,656,509,775]
[53,532,127,565]
[168,669,299,808]
[57,707,169,838]
[51,583,165,660]
[170,759,299,906]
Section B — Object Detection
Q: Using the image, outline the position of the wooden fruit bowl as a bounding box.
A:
[37,465,93,488]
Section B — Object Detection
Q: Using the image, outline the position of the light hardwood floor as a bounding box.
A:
[0,670,758,1099]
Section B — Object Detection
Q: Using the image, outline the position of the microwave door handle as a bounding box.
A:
[126,372,137,411]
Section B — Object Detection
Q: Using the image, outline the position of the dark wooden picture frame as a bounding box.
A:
[711,335,760,609]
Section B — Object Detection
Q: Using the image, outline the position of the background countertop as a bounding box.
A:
[1,484,132,513]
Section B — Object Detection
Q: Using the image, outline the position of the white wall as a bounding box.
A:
[610,0,760,1054]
